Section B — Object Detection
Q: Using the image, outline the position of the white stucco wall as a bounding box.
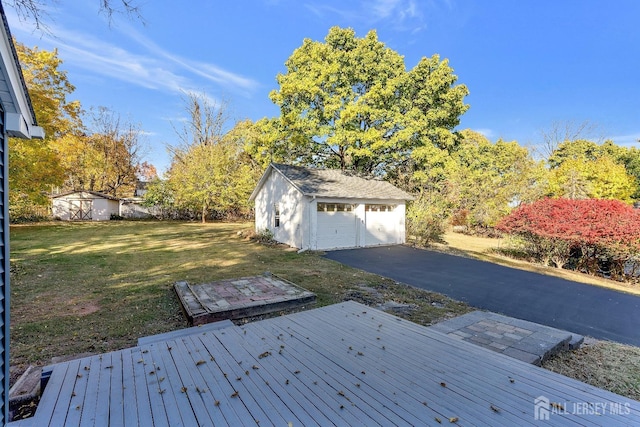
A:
[51,198,71,221]
[254,171,308,249]
[92,198,119,220]
[52,192,119,221]
[120,199,153,219]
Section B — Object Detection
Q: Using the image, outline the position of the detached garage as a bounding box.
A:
[250,163,414,251]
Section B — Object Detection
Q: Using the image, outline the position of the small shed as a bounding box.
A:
[51,190,120,221]
[250,163,414,251]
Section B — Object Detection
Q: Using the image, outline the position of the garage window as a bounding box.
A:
[274,203,280,227]
[365,204,396,212]
[317,203,354,212]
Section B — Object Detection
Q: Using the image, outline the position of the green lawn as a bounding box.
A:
[9,221,469,371]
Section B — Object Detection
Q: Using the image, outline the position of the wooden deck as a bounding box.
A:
[15,301,640,426]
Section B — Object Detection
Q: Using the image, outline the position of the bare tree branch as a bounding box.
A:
[5,0,144,30]
[98,0,145,26]
[536,119,603,159]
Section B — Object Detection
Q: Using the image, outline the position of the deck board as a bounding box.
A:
[107,351,124,427]
[61,358,88,427]
[34,358,76,426]
[28,301,640,426]
[247,311,506,426]
[296,308,544,408]
[129,346,161,427]
[94,352,113,427]
[170,336,244,426]
[359,305,639,408]
[158,338,210,425]
[214,326,362,426]
[190,333,286,427]
[306,303,638,424]
[136,347,170,426]
[240,320,437,426]
[120,349,139,427]
[279,305,554,426]
[144,341,193,427]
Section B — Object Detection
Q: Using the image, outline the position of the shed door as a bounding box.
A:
[69,199,92,220]
[364,204,397,246]
[316,203,356,250]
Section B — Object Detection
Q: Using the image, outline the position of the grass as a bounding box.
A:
[9,221,469,372]
[542,340,640,401]
[9,222,639,402]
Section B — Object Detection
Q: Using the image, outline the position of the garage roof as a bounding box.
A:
[250,163,414,201]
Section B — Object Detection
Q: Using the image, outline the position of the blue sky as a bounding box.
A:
[5,0,640,174]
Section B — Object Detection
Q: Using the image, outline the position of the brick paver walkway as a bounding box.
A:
[430,311,584,365]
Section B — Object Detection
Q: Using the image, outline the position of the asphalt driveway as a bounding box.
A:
[324,245,640,346]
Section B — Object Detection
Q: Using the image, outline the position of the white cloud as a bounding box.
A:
[475,128,495,139]
[607,132,640,147]
[121,26,259,93]
[304,3,358,21]
[304,0,427,32]
[372,0,420,21]
[7,12,259,98]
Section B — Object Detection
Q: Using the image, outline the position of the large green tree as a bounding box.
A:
[167,94,259,221]
[9,42,83,218]
[546,139,639,201]
[79,107,143,197]
[548,157,636,202]
[247,26,469,177]
[449,130,543,228]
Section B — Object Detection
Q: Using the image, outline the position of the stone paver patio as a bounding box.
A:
[430,311,584,365]
[174,274,316,325]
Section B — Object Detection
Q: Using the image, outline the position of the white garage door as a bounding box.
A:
[316,203,356,249]
[365,204,397,246]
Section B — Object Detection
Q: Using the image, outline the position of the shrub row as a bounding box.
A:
[497,198,640,281]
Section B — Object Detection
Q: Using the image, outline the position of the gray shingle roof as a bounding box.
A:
[266,163,414,200]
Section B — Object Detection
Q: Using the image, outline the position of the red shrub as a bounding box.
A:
[497,198,640,250]
[497,198,640,278]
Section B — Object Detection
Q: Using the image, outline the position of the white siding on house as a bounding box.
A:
[254,171,308,249]
[52,196,75,220]
[92,198,119,220]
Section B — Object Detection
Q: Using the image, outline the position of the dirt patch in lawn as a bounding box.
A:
[52,296,100,317]
[12,293,100,320]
